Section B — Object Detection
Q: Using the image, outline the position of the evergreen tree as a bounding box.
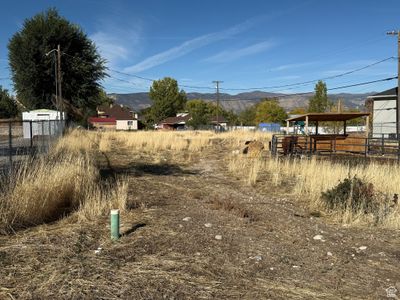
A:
[308,80,331,113]
[0,87,18,119]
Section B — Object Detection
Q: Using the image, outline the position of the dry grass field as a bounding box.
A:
[1,129,400,299]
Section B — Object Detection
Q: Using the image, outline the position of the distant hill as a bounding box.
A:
[108,91,374,113]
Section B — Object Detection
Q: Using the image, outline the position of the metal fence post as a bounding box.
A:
[41,121,45,153]
[29,120,33,149]
[8,121,12,169]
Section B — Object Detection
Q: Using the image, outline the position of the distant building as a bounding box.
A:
[87,117,117,131]
[366,87,397,138]
[157,113,190,130]
[89,104,138,131]
[157,113,231,130]
[209,116,227,130]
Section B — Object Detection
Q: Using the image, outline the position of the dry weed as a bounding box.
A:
[228,155,400,228]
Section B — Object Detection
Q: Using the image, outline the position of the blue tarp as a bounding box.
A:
[258,123,281,132]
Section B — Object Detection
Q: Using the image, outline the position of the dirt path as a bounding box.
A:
[1,141,400,299]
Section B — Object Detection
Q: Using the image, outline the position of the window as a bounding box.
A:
[127,121,133,126]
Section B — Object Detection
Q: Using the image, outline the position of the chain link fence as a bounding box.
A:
[0,120,65,173]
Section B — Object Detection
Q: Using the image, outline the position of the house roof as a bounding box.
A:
[88,117,116,124]
[286,112,370,122]
[98,104,135,120]
[160,114,191,125]
[367,87,398,99]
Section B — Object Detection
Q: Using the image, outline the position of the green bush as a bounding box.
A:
[321,176,375,213]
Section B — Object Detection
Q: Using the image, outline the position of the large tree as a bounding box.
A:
[308,80,331,113]
[149,77,187,123]
[239,105,257,126]
[0,87,19,119]
[254,98,287,125]
[186,99,211,129]
[8,8,107,120]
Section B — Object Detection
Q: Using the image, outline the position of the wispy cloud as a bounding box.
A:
[274,75,301,80]
[90,21,143,68]
[204,40,276,63]
[102,76,151,93]
[124,17,261,73]
[269,62,316,72]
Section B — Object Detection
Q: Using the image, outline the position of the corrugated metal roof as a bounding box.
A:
[286,112,370,122]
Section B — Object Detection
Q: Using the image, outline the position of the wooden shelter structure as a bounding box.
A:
[285,112,370,136]
[269,112,400,157]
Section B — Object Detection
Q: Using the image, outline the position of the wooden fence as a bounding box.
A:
[270,134,400,160]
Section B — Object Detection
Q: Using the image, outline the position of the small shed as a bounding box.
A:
[273,112,371,155]
[22,109,65,139]
[366,87,397,138]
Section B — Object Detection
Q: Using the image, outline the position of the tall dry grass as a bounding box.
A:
[0,130,126,234]
[98,129,272,155]
[228,154,400,228]
[0,128,272,233]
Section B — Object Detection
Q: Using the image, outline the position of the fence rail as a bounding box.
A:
[270,134,400,161]
[0,120,65,172]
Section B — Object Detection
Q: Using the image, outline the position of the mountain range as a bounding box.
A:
[108,91,374,113]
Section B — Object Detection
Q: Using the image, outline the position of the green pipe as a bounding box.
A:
[110,209,120,240]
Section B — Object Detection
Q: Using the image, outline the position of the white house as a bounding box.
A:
[22,109,65,139]
[93,104,138,131]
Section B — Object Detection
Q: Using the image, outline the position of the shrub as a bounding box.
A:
[321,176,375,213]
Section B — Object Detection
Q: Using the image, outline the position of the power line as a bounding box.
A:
[109,69,215,90]
[220,57,396,91]
[328,76,397,91]
[108,56,395,92]
[54,51,400,94]
[219,76,397,102]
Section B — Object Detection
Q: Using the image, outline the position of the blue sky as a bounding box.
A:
[0,0,400,95]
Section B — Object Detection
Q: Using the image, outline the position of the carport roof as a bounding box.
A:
[286,112,370,122]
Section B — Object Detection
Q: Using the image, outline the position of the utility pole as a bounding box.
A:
[53,51,58,117]
[337,99,343,113]
[57,44,63,121]
[387,30,400,139]
[212,80,223,131]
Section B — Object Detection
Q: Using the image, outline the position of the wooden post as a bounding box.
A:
[111,209,120,240]
[344,120,347,135]
[286,120,289,135]
[315,121,319,135]
[305,116,309,135]
[365,115,370,138]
